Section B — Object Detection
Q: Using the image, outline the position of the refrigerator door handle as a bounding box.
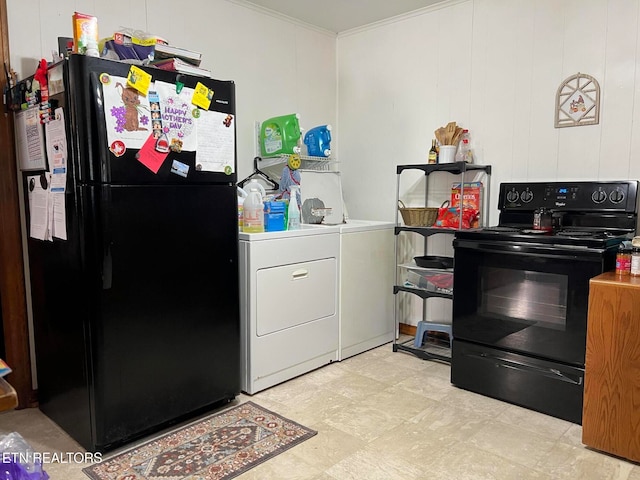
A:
[101,185,113,290]
[103,244,112,289]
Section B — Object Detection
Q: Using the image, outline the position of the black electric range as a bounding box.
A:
[451,180,638,425]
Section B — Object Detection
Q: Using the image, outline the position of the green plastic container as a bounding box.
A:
[260,113,302,157]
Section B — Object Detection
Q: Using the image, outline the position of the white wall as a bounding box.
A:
[6,0,337,181]
[338,0,640,224]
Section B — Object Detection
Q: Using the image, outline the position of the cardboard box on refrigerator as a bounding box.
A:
[72,12,99,55]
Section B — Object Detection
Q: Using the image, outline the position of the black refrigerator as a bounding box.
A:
[20,55,240,452]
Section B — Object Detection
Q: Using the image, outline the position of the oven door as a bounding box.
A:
[452,238,612,366]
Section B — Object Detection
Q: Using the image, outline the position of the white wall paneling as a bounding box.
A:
[598,0,639,181]
[632,3,640,182]
[556,0,606,180]
[338,0,640,226]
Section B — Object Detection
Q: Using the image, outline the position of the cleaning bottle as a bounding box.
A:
[287,185,301,230]
[246,179,266,199]
[237,186,247,230]
[243,181,265,233]
[304,125,332,157]
[260,114,302,157]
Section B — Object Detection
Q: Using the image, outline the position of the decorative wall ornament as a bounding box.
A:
[555,73,600,128]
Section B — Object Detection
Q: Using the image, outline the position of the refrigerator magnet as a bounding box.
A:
[155,133,170,153]
[192,82,213,110]
[170,138,183,153]
[136,134,169,174]
[170,160,189,178]
[126,66,152,96]
[175,75,185,94]
[109,140,126,157]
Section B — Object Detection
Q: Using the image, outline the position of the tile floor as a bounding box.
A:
[1,342,638,480]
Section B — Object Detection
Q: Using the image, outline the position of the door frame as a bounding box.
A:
[0,0,36,408]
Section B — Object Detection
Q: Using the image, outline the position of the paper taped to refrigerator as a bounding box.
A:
[27,173,67,241]
[102,75,152,149]
[195,110,234,173]
[153,81,198,152]
[45,108,68,176]
[27,174,50,241]
[15,108,47,171]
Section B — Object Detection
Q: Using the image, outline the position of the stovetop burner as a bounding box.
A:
[482,226,520,233]
[556,230,600,237]
[520,229,550,235]
[478,226,608,238]
[457,225,632,249]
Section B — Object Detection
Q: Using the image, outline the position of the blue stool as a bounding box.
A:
[413,321,452,348]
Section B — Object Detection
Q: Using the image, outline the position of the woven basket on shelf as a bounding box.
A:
[398,200,440,227]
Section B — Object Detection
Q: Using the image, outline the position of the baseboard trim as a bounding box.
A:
[399,323,416,336]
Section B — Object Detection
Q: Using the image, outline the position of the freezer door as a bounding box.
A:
[91,183,240,450]
[66,54,236,185]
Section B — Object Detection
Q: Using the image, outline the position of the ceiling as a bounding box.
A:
[244,0,445,33]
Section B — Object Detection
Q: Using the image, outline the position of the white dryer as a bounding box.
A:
[239,225,340,394]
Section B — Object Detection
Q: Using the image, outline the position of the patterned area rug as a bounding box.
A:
[83,401,317,480]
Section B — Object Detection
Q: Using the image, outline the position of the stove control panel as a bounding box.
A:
[499,181,639,213]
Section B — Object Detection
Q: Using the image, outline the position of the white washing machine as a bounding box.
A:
[239,225,340,394]
[337,220,395,360]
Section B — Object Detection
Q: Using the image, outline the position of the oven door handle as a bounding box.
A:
[453,239,603,261]
[468,353,583,385]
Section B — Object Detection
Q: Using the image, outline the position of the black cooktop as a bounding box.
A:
[455,226,632,249]
[461,181,639,249]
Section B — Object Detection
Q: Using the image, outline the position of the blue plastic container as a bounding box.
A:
[304,125,332,157]
[264,201,286,231]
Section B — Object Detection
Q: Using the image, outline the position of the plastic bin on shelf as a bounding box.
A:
[406,269,453,294]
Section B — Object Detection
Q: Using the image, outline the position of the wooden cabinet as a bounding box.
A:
[582,271,640,462]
